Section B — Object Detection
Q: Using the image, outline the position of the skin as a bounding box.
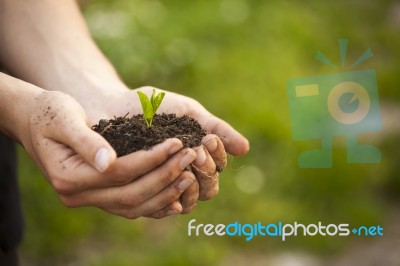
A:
[0,74,198,218]
[0,0,249,219]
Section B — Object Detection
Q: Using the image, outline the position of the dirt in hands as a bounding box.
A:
[92,113,207,157]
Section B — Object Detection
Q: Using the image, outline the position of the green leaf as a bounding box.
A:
[152,92,165,113]
[137,91,154,127]
[150,89,156,108]
[137,89,166,127]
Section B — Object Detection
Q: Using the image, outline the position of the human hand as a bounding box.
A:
[81,86,249,214]
[0,0,247,216]
[21,90,199,219]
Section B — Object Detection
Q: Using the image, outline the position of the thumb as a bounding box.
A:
[48,116,117,173]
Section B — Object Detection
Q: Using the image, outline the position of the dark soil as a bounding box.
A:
[92,113,207,157]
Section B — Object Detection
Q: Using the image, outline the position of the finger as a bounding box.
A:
[180,180,199,214]
[148,90,249,155]
[59,149,197,209]
[144,202,183,219]
[196,113,249,156]
[202,134,227,171]
[107,172,195,219]
[192,147,219,201]
[106,138,184,183]
[40,138,184,194]
[129,171,195,217]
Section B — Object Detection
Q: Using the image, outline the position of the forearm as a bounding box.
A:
[0,72,42,143]
[0,0,126,103]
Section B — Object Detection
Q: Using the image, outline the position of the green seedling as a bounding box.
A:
[137,89,166,127]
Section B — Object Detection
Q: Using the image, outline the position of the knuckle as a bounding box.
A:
[202,134,217,145]
[181,205,196,214]
[75,133,90,146]
[59,195,79,208]
[51,177,75,195]
[199,184,219,201]
[148,212,164,219]
[124,210,140,220]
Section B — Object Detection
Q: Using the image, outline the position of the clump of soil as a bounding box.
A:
[92,113,207,157]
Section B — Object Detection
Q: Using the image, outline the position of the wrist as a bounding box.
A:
[0,73,44,144]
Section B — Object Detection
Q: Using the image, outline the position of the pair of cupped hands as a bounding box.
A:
[24,86,249,219]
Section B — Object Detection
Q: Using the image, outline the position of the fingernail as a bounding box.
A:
[178,178,194,192]
[169,140,183,155]
[94,147,111,172]
[194,147,207,166]
[206,138,218,152]
[180,150,196,170]
[167,209,178,216]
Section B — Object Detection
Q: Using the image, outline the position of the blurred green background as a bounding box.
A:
[18,0,400,265]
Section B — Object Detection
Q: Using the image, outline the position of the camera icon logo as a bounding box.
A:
[328,81,371,125]
[287,40,382,168]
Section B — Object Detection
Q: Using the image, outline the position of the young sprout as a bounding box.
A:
[137,89,166,127]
